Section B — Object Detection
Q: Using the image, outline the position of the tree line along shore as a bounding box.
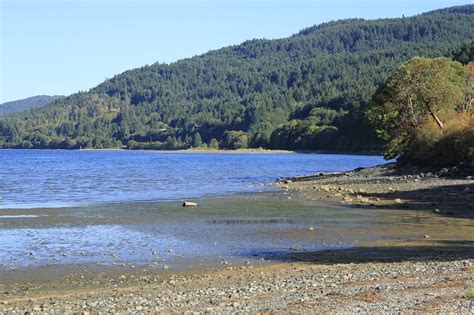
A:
[0,6,472,168]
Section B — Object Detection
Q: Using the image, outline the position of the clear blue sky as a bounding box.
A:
[0,0,469,103]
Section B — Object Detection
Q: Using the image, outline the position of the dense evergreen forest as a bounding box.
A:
[0,95,65,116]
[0,5,473,151]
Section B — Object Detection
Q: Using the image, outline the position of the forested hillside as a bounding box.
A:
[0,95,65,116]
[0,5,473,150]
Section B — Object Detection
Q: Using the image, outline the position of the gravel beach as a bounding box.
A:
[1,162,473,313]
[1,253,473,313]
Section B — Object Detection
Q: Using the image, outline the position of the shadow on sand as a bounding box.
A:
[245,240,474,265]
[361,182,474,219]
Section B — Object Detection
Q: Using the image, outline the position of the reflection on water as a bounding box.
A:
[0,214,46,218]
[0,225,199,269]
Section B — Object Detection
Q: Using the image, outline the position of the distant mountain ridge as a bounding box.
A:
[0,95,65,116]
[0,5,473,150]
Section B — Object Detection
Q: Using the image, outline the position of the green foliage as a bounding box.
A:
[367,55,473,165]
[0,6,473,151]
[209,138,219,149]
[449,42,474,65]
[222,131,249,149]
[192,132,203,147]
[465,288,474,300]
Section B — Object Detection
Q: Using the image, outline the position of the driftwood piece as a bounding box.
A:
[183,201,197,207]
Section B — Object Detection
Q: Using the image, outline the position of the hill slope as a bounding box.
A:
[0,95,65,116]
[0,5,473,150]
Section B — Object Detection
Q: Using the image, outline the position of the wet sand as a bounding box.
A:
[1,164,474,312]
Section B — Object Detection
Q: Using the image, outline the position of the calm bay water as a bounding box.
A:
[1,150,393,271]
[0,150,386,210]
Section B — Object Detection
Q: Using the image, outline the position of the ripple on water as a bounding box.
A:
[0,225,204,269]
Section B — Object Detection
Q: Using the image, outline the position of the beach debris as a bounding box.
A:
[343,196,353,203]
[183,201,198,207]
[308,225,315,231]
[434,208,441,213]
[394,198,402,204]
[163,264,169,269]
[424,235,430,238]
[111,253,118,259]
[62,253,68,257]
[152,250,157,256]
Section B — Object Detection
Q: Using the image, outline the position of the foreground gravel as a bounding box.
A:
[1,257,473,313]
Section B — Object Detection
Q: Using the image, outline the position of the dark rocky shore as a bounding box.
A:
[276,162,474,217]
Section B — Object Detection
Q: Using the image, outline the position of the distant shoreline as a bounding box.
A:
[0,147,384,156]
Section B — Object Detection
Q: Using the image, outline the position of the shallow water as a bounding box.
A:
[0,150,394,271]
[0,193,378,270]
[2,191,473,273]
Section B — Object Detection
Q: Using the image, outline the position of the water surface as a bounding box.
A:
[0,150,395,271]
[0,150,385,209]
